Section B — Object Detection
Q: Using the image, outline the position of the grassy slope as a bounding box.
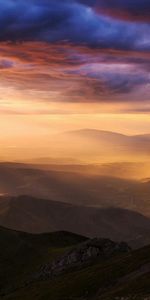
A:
[4,247,150,300]
[0,227,87,297]
[1,227,150,300]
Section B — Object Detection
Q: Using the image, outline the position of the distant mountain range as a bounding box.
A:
[0,162,150,217]
[1,129,150,163]
[52,129,150,163]
[65,129,150,141]
[1,195,150,248]
[28,160,150,180]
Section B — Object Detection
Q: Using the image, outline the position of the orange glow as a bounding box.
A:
[0,42,149,168]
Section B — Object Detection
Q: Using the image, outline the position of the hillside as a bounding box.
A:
[1,195,150,248]
[0,227,150,300]
[31,161,150,180]
[0,226,86,296]
[0,162,150,217]
[53,129,150,162]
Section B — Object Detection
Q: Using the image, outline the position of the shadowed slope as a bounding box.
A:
[1,195,150,248]
[0,226,150,300]
[0,162,150,217]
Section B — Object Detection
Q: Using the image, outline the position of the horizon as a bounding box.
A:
[1,2,150,297]
[0,0,150,220]
[0,0,149,162]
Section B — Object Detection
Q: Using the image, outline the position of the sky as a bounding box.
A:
[0,0,150,159]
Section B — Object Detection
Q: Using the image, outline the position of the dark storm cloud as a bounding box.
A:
[0,0,149,53]
[78,0,150,23]
[0,0,74,41]
[0,0,149,110]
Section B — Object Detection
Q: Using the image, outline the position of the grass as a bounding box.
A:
[0,227,150,300]
[0,227,87,297]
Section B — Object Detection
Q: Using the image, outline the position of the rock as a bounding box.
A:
[35,238,131,280]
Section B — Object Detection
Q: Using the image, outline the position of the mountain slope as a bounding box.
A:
[1,195,150,248]
[0,162,150,217]
[0,226,86,296]
[0,227,150,300]
[54,129,150,162]
[64,129,150,144]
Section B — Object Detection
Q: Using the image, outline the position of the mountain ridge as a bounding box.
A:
[1,195,150,248]
[1,225,150,300]
[63,128,150,139]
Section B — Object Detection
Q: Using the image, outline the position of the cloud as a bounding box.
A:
[0,1,149,114]
[0,42,149,106]
[0,0,149,53]
[66,73,150,103]
[78,0,150,23]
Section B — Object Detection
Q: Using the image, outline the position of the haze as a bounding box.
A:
[0,1,149,208]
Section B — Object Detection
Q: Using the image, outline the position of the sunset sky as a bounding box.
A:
[0,0,150,159]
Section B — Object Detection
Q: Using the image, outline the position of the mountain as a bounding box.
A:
[1,129,150,164]
[134,134,150,140]
[53,129,150,163]
[1,195,150,248]
[1,226,150,300]
[35,238,130,280]
[0,162,150,216]
[65,129,129,141]
[31,161,150,180]
[0,226,86,297]
[65,129,150,143]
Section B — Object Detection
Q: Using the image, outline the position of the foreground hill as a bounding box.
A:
[1,195,150,248]
[0,226,86,297]
[0,226,150,300]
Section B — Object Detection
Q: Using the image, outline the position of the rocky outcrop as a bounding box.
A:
[36,238,131,280]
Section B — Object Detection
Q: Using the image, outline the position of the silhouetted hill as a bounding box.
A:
[0,226,86,296]
[1,195,150,248]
